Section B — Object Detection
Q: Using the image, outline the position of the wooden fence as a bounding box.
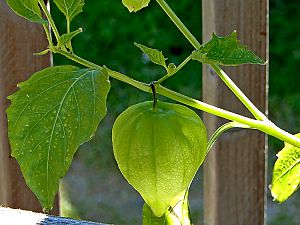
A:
[0,0,268,224]
[203,1,268,225]
[0,0,59,215]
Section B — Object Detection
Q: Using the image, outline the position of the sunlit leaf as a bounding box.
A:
[191,31,266,66]
[7,65,110,211]
[270,134,300,203]
[122,0,151,13]
[6,0,46,24]
[134,42,167,69]
[53,0,84,22]
[60,28,83,45]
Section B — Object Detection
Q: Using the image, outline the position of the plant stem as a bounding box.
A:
[39,0,300,147]
[260,122,300,148]
[67,18,71,34]
[150,82,158,109]
[156,85,262,128]
[57,51,150,93]
[42,24,54,50]
[56,50,300,147]
[157,55,191,84]
[57,52,259,127]
[211,64,268,121]
[206,122,250,155]
[155,0,268,121]
[38,0,61,43]
[156,0,201,49]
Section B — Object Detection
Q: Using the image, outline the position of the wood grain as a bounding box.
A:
[0,0,59,214]
[202,0,268,225]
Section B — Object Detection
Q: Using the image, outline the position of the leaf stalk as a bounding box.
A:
[157,55,192,84]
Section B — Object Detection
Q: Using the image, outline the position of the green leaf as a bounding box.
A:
[270,133,300,203]
[134,42,167,69]
[53,0,84,22]
[59,28,83,51]
[7,65,110,211]
[5,0,47,24]
[191,31,266,66]
[122,0,151,13]
[33,49,50,56]
[167,63,177,75]
[60,28,83,45]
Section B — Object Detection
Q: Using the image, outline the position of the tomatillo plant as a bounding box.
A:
[4,0,300,224]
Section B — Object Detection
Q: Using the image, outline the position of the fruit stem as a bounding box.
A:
[151,82,158,110]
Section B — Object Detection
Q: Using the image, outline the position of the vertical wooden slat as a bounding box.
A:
[202,1,268,225]
[0,0,59,214]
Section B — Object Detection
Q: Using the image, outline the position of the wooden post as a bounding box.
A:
[202,1,268,225]
[0,0,59,214]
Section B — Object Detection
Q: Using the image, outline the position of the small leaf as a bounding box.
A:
[191,31,266,66]
[53,0,84,22]
[6,0,47,24]
[7,65,110,210]
[60,28,83,45]
[33,49,50,56]
[167,63,177,75]
[270,134,300,203]
[122,0,151,13]
[134,42,167,68]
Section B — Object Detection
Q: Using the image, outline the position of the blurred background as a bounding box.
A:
[51,0,300,224]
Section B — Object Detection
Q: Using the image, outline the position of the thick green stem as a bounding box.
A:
[155,0,268,121]
[56,50,300,148]
[42,24,54,50]
[211,64,268,121]
[38,0,300,148]
[67,18,71,34]
[156,0,201,49]
[57,52,257,126]
[260,122,300,147]
[38,0,61,43]
[156,85,263,128]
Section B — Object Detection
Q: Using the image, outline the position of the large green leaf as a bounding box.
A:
[7,65,110,211]
[6,0,46,24]
[191,31,266,66]
[270,134,300,203]
[53,0,84,22]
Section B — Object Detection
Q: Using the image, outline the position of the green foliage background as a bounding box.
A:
[52,0,300,224]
